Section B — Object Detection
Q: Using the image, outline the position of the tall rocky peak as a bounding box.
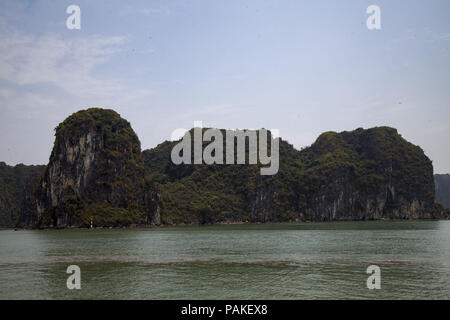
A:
[34,108,155,228]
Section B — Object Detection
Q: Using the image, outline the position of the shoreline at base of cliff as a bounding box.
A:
[7,217,449,231]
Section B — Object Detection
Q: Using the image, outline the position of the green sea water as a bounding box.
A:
[0,220,449,299]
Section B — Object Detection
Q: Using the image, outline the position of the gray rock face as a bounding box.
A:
[39,129,103,210]
[0,162,44,227]
[249,168,437,223]
[249,179,276,222]
[246,127,439,222]
[0,198,10,227]
[297,171,435,221]
[435,174,450,208]
[31,108,157,228]
[5,110,444,228]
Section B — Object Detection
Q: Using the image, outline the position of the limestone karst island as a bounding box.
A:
[0,108,448,229]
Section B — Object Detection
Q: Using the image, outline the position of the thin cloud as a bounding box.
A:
[0,32,125,97]
[0,31,155,114]
[0,30,156,165]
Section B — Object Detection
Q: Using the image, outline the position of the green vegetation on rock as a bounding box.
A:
[30,108,155,228]
[144,126,440,224]
[1,108,445,228]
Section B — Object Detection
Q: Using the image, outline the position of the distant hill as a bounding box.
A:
[0,108,446,228]
[0,162,45,227]
[435,174,450,208]
[144,126,442,225]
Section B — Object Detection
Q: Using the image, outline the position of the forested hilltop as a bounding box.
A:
[0,108,447,228]
[144,126,447,224]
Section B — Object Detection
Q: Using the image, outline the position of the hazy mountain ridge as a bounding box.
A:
[0,108,448,228]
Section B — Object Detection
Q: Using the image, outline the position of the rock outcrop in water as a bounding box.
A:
[1,107,446,228]
[23,108,157,228]
[292,128,438,221]
[145,127,445,224]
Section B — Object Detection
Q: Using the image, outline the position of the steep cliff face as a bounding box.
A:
[294,127,437,220]
[145,127,441,223]
[435,174,450,208]
[30,108,156,228]
[17,170,44,227]
[6,109,444,228]
[0,163,44,227]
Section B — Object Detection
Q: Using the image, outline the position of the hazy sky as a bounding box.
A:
[0,0,449,173]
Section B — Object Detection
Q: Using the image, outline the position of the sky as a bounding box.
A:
[0,0,449,173]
